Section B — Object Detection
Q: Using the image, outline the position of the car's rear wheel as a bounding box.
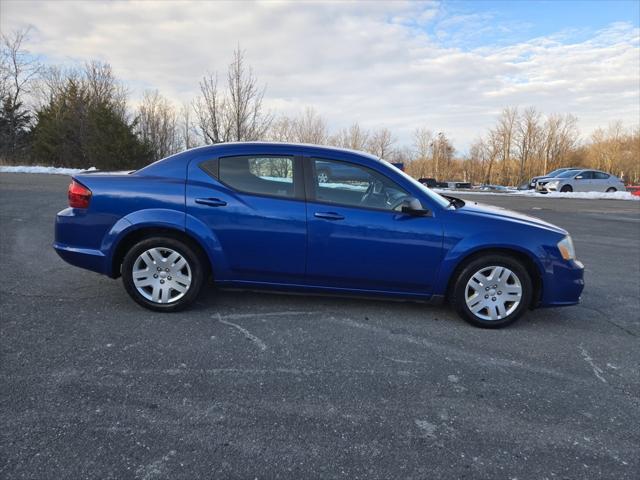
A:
[560,185,572,192]
[451,254,533,328]
[606,187,617,193]
[122,236,206,311]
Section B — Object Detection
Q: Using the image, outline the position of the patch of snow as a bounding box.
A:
[0,165,97,175]
[434,188,639,201]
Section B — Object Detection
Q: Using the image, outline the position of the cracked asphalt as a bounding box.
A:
[1,172,639,479]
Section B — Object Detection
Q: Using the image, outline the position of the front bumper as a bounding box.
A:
[540,259,585,307]
[536,182,558,193]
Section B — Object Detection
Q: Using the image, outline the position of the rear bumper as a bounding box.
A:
[53,242,108,275]
[539,259,585,307]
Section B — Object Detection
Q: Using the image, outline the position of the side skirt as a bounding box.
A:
[214,279,445,305]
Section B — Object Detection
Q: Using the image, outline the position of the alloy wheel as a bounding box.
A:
[132,247,192,304]
[464,265,523,321]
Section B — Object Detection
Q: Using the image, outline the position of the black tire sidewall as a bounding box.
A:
[452,255,533,328]
[121,236,205,312]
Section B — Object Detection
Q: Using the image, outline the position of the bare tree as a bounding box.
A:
[227,46,271,141]
[136,90,180,160]
[330,122,369,151]
[83,61,128,120]
[543,113,578,172]
[1,27,41,159]
[194,73,229,144]
[495,107,518,184]
[180,101,199,149]
[515,107,542,181]
[0,27,41,106]
[267,115,295,142]
[293,107,328,144]
[367,127,395,158]
[194,46,271,144]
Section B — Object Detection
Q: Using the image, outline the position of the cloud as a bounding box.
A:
[2,0,638,150]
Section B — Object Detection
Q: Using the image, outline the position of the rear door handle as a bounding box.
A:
[314,212,345,221]
[195,197,227,207]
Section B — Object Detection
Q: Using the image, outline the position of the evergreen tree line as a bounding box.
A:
[1,29,638,184]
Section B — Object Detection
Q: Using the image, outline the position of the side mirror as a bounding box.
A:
[399,197,430,216]
[575,175,583,180]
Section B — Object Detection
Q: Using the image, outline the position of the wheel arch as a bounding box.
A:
[110,226,212,280]
[445,247,543,308]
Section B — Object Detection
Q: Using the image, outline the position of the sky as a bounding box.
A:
[1,0,639,151]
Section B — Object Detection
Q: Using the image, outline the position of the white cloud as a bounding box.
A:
[2,0,638,151]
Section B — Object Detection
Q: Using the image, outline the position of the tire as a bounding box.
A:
[317,169,330,183]
[450,254,533,328]
[560,185,573,192]
[121,236,206,312]
[606,187,616,193]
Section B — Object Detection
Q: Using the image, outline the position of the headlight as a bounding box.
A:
[557,236,576,261]
[547,180,559,188]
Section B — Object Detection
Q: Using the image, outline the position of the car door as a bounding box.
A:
[186,153,307,283]
[305,156,444,294]
[593,171,610,191]
[573,170,594,191]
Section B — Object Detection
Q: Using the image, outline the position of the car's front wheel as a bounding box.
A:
[560,185,573,192]
[122,236,206,311]
[451,254,533,328]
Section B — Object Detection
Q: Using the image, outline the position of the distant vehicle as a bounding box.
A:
[418,177,437,188]
[54,142,584,328]
[446,181,473,190]
[536,169,626,193]
[391,162,405,171]
[418,178,448,188]
[627,186,640,197]
[479,184,510,192]
[528,168,580,189]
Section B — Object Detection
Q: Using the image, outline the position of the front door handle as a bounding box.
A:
[314,212,344,221]
[195,197,227,207]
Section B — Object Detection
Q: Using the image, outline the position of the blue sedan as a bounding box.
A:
[54,143,584,328]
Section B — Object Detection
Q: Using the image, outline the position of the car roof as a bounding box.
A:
[136,142,384,177]
[184,141,381,161]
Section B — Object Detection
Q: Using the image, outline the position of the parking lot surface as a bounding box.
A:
[1,173,639,479]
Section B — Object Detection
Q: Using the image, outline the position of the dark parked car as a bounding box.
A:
[418,177,437,188]
[446,182,472,189]
[54,142,584,328]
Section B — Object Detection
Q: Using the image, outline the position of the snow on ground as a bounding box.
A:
[0,165,96,175]
[433,188,639,201]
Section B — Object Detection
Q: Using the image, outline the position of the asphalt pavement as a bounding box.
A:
[1,172,639,479]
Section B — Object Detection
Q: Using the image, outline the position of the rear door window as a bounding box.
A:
[218,155,296,198]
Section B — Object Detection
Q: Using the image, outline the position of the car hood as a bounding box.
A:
[457,201,567,235]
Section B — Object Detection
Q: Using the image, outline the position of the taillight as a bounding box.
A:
[68,180,92,208]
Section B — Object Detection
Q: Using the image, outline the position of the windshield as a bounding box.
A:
[557,169,581,178]
[547,168,568,177]
[388,163,451,209]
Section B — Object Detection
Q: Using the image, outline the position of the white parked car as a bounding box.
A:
[536,169,626,193]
